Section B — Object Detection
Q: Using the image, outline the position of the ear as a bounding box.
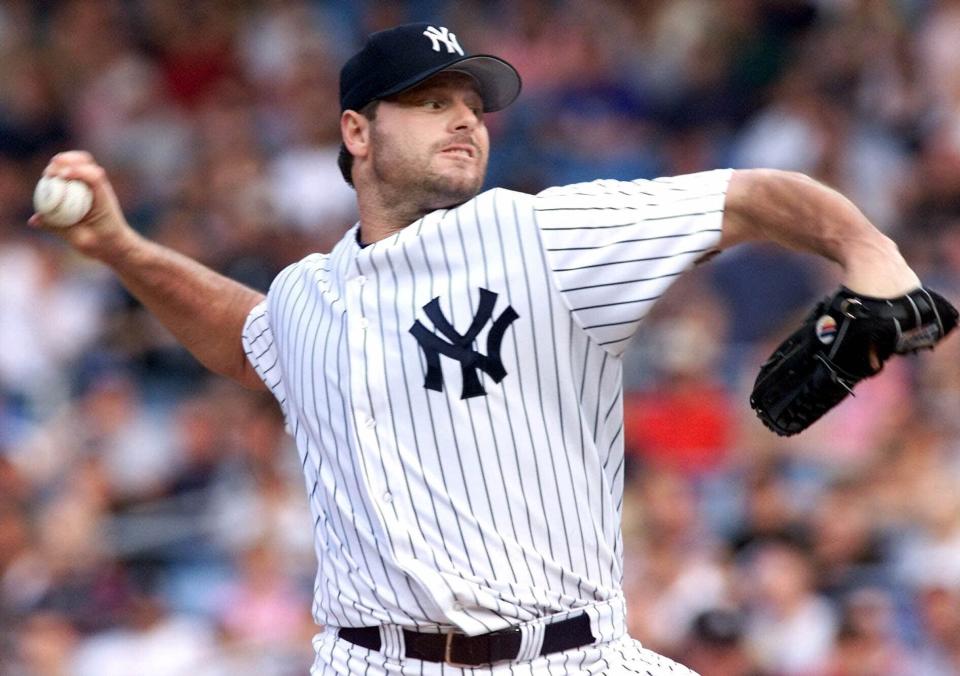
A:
[341,110,370,160]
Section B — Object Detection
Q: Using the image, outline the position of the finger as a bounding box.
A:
[27,213,68,233]
[43,163,65,178]
[49,150,95,167]
[48,164,108,200]
[44,151,97,177]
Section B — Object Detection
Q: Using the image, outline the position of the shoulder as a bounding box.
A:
[437,188,537,230]
[268,224,357,294]
[536,171,733,202]
[537,179,630,199]
[532,172,734,222]
[449,187,534,212]
[535,178,655,201]
[264,253,331,308]
[272,253,329,289]
[534,178,659,213]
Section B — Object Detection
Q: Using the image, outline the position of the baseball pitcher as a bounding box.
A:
[31,22,956,675]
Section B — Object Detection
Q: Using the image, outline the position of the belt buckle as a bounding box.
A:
[443,629,477,668]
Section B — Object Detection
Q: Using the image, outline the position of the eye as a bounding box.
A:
[464,97,484,117]
[421,99,443,110]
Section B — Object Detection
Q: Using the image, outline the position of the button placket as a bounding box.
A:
[346,264,379,479]
[348,256,412,554]
[347,262,400,524]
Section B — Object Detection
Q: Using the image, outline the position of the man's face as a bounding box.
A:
[367,72,490,210]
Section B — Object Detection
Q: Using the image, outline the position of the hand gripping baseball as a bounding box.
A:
[750,286,959,436]
[29,151,136,262]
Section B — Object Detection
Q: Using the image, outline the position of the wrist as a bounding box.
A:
[87,226,145,267]
[841,235,920,297]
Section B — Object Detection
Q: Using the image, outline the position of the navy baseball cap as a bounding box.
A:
[339,22,522,113]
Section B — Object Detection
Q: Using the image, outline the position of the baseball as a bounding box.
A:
[33,175,93,227]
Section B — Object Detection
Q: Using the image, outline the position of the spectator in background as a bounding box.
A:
[263,41,360,242]
[10,371,174,500]
[726,461,810,557]
[71,587,219,676]
[809,478,888,603]
[893,429,960,593]
[819,588,914,676]
[623,290,736,477]
[214,541,314,673]
[0,237,109,418]
[911,579,960,676]
[913,319,960,436]
[742,541,837,674]
[682,608,758,676]
[624,469,730,658]
[9,611,78,676]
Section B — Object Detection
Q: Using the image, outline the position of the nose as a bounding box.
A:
[450,98,481,131]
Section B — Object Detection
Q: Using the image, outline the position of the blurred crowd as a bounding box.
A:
[2,0,960,674]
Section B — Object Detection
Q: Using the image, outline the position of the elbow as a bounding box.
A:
[233,359,269,392]
[207,355,268,391]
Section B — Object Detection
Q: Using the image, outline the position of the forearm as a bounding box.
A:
[720,169,920,296]
[100,231,266,389]
[34,152,267,390]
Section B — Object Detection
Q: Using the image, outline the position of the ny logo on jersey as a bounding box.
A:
[422,25,464,55]
[409,288,518,399]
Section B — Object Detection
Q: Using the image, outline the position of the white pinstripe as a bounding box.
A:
[243,170,731,672]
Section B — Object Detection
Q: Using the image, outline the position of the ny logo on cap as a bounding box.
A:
[422,26,463,56]
[409,288,518,399]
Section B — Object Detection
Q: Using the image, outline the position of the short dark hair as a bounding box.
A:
[338,100,380,188]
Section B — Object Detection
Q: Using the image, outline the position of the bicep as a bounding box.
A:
[718,168,830,252]
[718,169,771,250]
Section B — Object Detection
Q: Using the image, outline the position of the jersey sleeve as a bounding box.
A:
[535,169,733,354]
[242,298,288,412]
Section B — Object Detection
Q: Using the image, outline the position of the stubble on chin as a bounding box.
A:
[378,155,484,211]
[420,143,487,207]
[421,168,484,207]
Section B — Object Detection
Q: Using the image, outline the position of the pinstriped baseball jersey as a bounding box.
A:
[242,169,732,642]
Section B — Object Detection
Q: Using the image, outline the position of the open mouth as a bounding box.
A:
[441,145,475,159]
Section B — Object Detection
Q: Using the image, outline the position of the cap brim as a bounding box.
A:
[377,55,521,112]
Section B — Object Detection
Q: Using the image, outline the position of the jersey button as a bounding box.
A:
[357,317,369,329]
[355,275,366,286]
[382,491,393,503]
[364,417,376,429]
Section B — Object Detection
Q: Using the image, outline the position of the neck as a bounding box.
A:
[353,167,481,244]
[356,193,431,245]
[356,176,469,244]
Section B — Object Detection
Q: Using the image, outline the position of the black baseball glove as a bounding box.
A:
[750,286,958,436]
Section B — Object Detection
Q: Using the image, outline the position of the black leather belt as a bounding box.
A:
[338,612,595,667]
